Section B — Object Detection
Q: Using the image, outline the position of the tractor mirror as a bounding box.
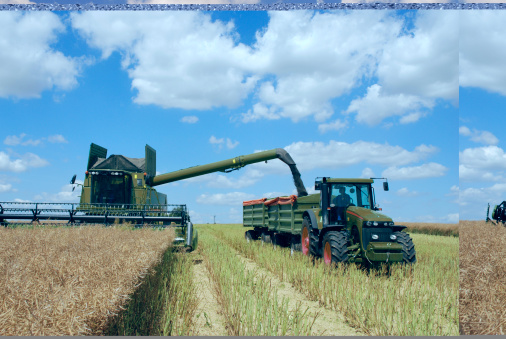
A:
[70,174,77,185]
[383,182,389,191]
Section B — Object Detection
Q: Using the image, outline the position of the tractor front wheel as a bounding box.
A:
[322,231,349,265]
[301,217,320,257]
[393,231,416,264]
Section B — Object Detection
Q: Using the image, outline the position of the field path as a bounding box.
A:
[191,250,228,336]
[234,251,363,336]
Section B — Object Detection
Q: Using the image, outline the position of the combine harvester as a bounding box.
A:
[0,143,303,251]
[486,201,506,225]
[243,177,416,266]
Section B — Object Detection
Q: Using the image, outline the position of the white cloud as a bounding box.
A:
[71,12,257,111]
[0,12,81,99]
[396,187,419,197]
[460,11,506,95]
[248,11,403,123]
[345,84,434,126]
[381,163,447,180]
[4,133,68,146]
[209,135,239,150]
[460,145,506,171]
[181,116,199,124]
[361,167,375,179]
[241,103,281,123]
[47,134,68,144]
[459,126,498,145]
[345,11,458,126]
[183,167,264,189]
[318,119,348,134]
[196,192,256,206]
[0,183,13,193]
[0,151,49,172]
[129,0,257,3]
[33,182,82,203]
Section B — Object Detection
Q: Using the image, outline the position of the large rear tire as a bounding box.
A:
[394,231,416,264]
[322,231,349,265]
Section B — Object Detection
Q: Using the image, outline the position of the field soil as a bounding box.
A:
[191,250,228,336]
[459,220,506,335]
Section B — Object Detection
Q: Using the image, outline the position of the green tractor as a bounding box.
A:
[486,201,506,225]
[243,177,416,266]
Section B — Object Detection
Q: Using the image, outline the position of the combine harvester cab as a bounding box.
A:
[243,177,416,266]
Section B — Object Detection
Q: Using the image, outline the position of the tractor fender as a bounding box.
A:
[303,210,319,234]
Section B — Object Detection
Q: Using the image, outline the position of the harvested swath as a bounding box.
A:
[459,220,506,335]
[0,225,175,336]
[398,222,459,237]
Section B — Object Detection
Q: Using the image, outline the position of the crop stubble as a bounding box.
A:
[0,225,175,336]
[459,220,506,335]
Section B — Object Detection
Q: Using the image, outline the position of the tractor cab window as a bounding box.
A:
[91,173,131,204]
[328,183,373,224]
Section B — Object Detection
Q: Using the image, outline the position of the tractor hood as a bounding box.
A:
[347,206,393,222]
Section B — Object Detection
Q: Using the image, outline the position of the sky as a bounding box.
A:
[0,10,465,224]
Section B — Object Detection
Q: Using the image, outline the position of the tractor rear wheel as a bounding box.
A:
[393,231,416,264]
[261,231,271,245]
[322,231,349,265]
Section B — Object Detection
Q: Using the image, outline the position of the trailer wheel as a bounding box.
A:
[261,232,271,245]
[245,230,257,243]
[393,231,416,264]
[290,235,302,256]
[322,231,349,265]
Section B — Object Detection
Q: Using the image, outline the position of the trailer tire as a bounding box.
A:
[290,235,302,256]
[245,230,257,243]
[261,232,271,245]
[322,231,349,265]
[393,231,416,264]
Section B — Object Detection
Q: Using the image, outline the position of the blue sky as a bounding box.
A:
[0,10,462,224]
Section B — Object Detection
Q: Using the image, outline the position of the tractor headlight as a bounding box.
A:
[373,221,379,226]
[372,234,379,240]
[390,234,397,240]
[389,222,394,226]
[366,221,372,226]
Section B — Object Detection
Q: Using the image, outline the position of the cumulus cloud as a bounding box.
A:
[459,126,499,145]
[361,167,375,179]
[196,192,256,205]
[345,11,458,126]
[180,116,199,124]
[0,151,49,172]
[382,163,447,180]
[0,12,81,99]
[71,12,257,111]
[183,167,264,189]
[0,183,13,193]
[459,145,506,182]
[460,11,506,95]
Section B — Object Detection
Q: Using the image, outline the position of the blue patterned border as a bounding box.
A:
[0,3,504,11]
